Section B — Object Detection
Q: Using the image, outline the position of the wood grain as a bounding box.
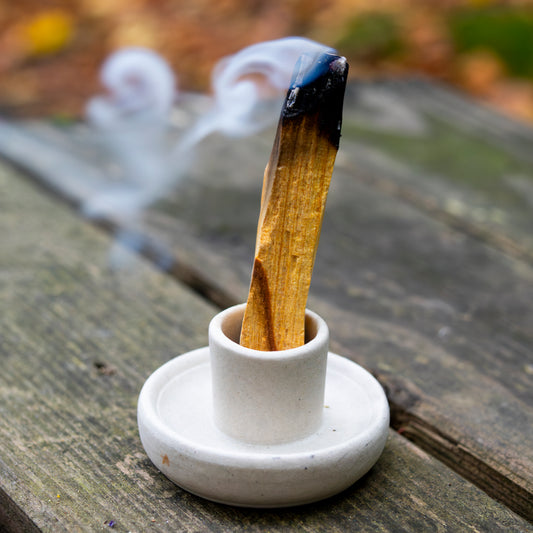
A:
[240,55,347,350]
[147,160,533,517]
[125,86,533,519]
[341,79,533,264]
[1,78,533,523]
[1,161,531,531]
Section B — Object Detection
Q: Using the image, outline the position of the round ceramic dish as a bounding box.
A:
[137,304,389,508]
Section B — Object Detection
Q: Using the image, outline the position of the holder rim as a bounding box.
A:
[210,303,330,361]
[138,347,389,507]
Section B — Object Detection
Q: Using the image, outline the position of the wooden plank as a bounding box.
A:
[5,77,533,264]
[0,81,532,520]
[342,80,533,263]
[143,83,533,518]
[390,78,533,163]
[2,163,531,531]
[146,149,533,519]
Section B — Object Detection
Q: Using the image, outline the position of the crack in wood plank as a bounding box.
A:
[378,371,533,522]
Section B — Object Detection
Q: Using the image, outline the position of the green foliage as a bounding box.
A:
[448,7,533,79]
[50,113,77,126]
[336,11,402,61]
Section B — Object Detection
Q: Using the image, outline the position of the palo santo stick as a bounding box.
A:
[240,53,349,351]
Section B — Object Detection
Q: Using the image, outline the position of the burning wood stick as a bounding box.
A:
[240,53,349,351]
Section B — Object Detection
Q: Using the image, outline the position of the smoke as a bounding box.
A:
[85,37,337,265]
[85,47,177,221]
[87,47,176,126]
[184,37,335,143]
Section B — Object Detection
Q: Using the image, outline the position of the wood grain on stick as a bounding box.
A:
[240,53,348,351]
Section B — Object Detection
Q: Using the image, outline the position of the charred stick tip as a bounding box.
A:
[282,52,349,148]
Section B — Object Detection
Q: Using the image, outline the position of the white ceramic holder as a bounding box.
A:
[137,304,389,508]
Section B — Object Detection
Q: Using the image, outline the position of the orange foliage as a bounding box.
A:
[0,0,532,122]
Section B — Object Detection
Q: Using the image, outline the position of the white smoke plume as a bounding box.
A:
[85,47,177,221]
[85,37,337,265]
[183,37,335,144]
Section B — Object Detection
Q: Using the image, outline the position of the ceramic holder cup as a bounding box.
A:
[137,304,389,508]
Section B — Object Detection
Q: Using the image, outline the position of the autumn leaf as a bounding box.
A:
[22,9,74,57]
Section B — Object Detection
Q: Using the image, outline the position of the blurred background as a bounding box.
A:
[2,0,533,122]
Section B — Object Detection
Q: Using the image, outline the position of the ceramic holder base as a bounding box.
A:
[137,304,389,508]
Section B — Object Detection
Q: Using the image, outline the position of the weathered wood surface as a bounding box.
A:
[2,162,530,531]
[344,78,533,264]
[160,81,533,519]
[0,78,532,521]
